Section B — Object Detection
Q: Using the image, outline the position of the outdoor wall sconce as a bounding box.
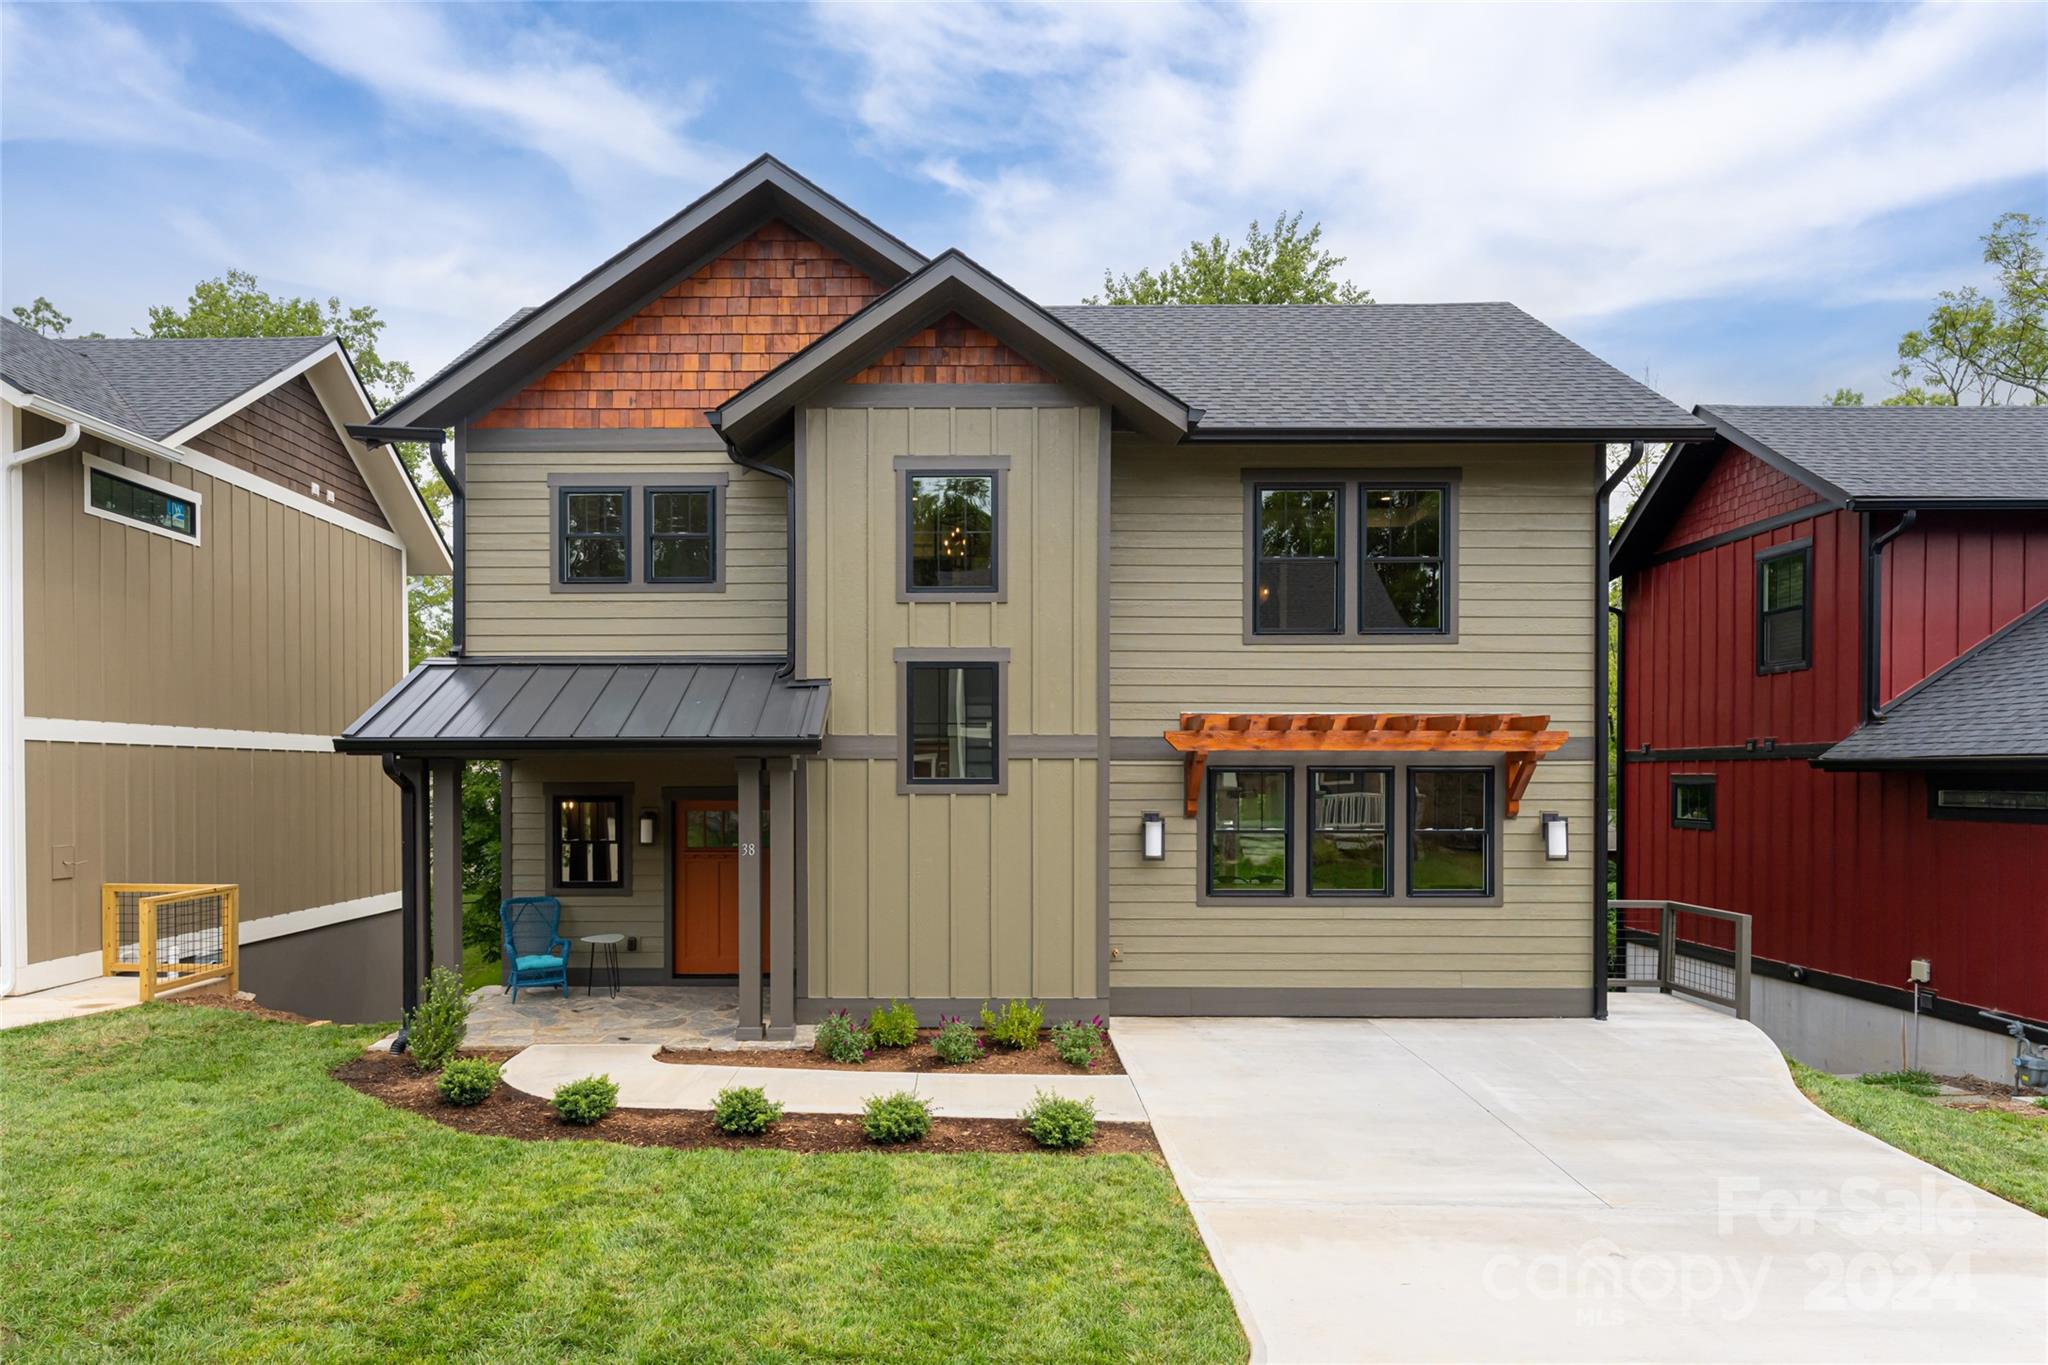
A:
[1141,811,1165,861]
[639,810,657,845]
[1540,811,1568,861]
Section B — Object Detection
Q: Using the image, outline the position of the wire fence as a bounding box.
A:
[1608,898,1752,1020]
[101,883,239,1002]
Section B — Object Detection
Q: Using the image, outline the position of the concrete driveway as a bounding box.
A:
[1114,995,2048,1364]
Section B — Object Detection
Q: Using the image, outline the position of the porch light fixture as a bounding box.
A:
[639,810,657,845]
[1141,811,1166,861]
[1540,811,1568,861]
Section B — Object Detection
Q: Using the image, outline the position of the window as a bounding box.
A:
[1408,768,1493,896]
[1308,768,1390,894]
[553,795,625,889]
[646,488,715,584]
[1671,775,1716,829]
[906,472,996,593]
[1756,542,1811,673]
[85,463,198,540]
[1930,780,2048,825]
[1360,487,1447,632]
[1252,484,1342,633]
[906,663,999,784]
[1208,768,1291,895]
[559,488,628,584]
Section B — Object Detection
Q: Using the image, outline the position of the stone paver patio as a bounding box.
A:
[461,984,813,1050]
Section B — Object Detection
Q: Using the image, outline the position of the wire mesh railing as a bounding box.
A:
[100,883,239,1002]
[1607,898,1752,1020]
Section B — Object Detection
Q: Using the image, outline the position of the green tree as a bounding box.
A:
[1881,212,2046,406]
[1825,387,1864,406]
[11,296,72,337]
[1088,212,1372,305]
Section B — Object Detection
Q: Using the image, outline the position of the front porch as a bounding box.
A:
[461,983,814,1049]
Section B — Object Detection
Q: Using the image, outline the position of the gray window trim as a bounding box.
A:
[1306,764,1395,898]
[894,454,1010,603]
[1359,479,1455,637]
[645,485,717,585]
[893,646,1011,794]
[1405,766,1497,899]
[1247,478,1346,637]
[557,485,631,586]
[1205,764,1294,898]
[1194,755,1504,908]
[544,782,636,897]
[1241,468,1461,644]
[1670,774,1717,830]
[1754,538,1812,674]
[547,470,729,594]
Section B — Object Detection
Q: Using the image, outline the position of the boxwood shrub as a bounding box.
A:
[712,1085,784,1135]
[552,1074,619,1125]
[435,1057,500,1107]
[862,1090,933,1144]
[1020,1091,1097,1149]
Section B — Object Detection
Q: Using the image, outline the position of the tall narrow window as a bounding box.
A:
[1208,768,1291,895]
[906,663,999,784]
[1756,542,1811,673]
[646,488,715,583]
[560,488,629,584]
[1309,768,1390,894]
[1408,768,1492,896]
[1360,486,1446,632]
[907,473,996,592]
[1253,484,1342,633]
[553,795,625,889]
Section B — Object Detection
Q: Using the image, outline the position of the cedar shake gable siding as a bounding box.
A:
[1658,446,1819,551]
[186,375,389,529]
[847,312,1053,385]
[476,220,882,430]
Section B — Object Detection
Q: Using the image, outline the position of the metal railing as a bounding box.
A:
[1608,899,1752,1020]
[101,883,240,1002]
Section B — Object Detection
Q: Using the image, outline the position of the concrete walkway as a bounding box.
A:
[500,1043,1147,1121]
[0,976,146,1029]
[1114,997,2048,1364]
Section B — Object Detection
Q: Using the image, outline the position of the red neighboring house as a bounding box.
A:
[1610,405,2048,1078]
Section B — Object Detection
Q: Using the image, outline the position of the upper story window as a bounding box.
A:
[646,488,715,584]
[1252,485,1342,634]
[83,457,201,544]
[559,488,629,584]
[1671,775,1716,829]
[1246,473,1457,641]
[906,472,997,593]
[1360,487,1446,632]
[1755,540,1811,674]
[905,661,999,785]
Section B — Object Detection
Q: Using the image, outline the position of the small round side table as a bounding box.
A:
[580,933,624,998]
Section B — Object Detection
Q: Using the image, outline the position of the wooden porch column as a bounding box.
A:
[766,756,796,1041]
[736,757,765,1040]
[429,759,464,977]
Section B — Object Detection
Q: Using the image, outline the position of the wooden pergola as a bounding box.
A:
[1164,712,1570,818]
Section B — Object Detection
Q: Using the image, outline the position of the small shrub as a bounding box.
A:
[1050,1016,1107,1068]
[405,965,470,1071]
[2033,1096,2047,1112]
[930,1015,981,1066]
[868,999,919,1049]
[815,1009,872,1064]
[980,998,1045,1051]
[1859,1069,1939,1098]
[435,1057,500,1107]
[712,1085,784,1135]
[553,1074,619,1125]
[1021,1091,1097,1149]
[862,1090,933,1144]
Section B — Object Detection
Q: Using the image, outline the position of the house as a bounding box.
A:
[1,321,451,1020]
[1611,404,2048,1080]
[339,155,1707,1037]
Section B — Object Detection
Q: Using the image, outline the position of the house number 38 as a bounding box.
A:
[740,842,759,857]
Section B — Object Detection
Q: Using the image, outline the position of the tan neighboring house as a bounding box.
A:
[1,320,450,1019]
[341,156,1708,1036]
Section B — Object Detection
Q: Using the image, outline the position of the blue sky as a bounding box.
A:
[4,1,2044,410]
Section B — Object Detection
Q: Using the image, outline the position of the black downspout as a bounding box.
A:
[1863,509,1918,722]
[349,423,465,656]
[1593,440,1645,1021]
[713,421,797,677]
[382,753,421,1051]
[1608,600,1625,904]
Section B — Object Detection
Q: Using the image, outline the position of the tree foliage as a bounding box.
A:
[1088,212,1371,305]
[1880,212,2046,406]
[1825,387,1865,407]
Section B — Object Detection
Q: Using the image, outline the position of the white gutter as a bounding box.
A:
[6,416,81,468]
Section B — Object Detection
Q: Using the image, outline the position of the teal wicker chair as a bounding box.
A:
[499,897,570,1001]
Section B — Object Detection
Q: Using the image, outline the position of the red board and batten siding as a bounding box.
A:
[1879,510,2048,702]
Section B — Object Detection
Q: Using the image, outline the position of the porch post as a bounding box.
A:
[766,756,796,1040]
[736,757,764,1040]
[429,759,463,976]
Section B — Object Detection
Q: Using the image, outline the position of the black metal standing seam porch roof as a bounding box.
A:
[336,657,830,755]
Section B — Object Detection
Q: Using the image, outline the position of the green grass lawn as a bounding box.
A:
[0,1005,1244,1362]
[460,940,501,993]
[1790,1059,2048,1216]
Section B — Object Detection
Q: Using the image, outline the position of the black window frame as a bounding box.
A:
[557,486,631,586]
[644,485,717,585]
[904,661,1001,787]
[1405,767,1495,898]
[1926,774,2048,825]
[1205,765,1294,897]
[1306,765,1393,898]
[1755,540,1812,675]
[1250,480,1346,636]
[904,469,999,596]
[1358,482,1451,636]
[1670,774,1717,830]
[551,792,627,891]
[88,465,199,539]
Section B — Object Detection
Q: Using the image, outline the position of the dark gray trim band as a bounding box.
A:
[1640,501,1838,568]
[469,428,731,453]
[818,383,1088,409]
[1626,743,1833,763]
[1109,986,1588,1017]
[1008,735,1099,758]
[1186,425,1712,445]
[816,735,896,760]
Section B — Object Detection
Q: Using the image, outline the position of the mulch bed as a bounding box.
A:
[161,986,323,1026]
[660,1028,1125,1075]
[333,1048,1159,1156]
[1933,1073,2048,1120]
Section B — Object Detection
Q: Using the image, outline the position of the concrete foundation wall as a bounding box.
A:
[240,909,401,1024]
[1750,972,2020,1085]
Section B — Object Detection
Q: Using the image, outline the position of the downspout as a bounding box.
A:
[711,417,797,677]
[1608,599,1625,904]
[350,424,463,656]
[382,753,421,1051]
[1593,440,1645,1022]
[6,418,81,469]
[1863,509,1918,722]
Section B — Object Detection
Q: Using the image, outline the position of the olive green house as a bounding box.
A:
[339,156,1707,1036]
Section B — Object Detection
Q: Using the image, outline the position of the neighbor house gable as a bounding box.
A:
[187,373,388,528]
[1657,444,1820,552]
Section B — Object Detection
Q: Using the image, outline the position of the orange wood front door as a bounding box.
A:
[672,799,768,976]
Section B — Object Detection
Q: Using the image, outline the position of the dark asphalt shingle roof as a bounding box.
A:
[0,318,329,441]
[1048,303,1704,434]
[1818,603,2048,767]
[1700,404,2048,503]
[337,658,830,752]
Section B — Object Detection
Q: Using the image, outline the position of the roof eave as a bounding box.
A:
[1692,404,1855,504]
[1183,422,1716,445]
